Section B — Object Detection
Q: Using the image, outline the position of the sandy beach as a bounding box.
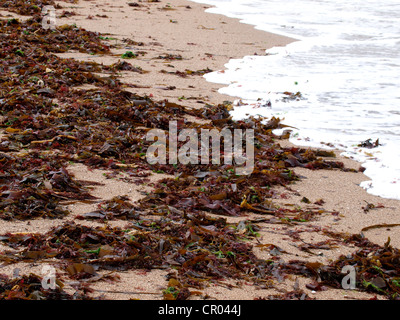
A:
[0,0,399,301]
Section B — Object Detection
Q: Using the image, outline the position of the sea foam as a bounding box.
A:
[191,0,400,200]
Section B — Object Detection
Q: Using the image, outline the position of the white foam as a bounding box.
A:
[192,0,400,200]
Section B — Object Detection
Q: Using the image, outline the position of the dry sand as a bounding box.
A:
[0,0,399,300]
[53,0,294,109]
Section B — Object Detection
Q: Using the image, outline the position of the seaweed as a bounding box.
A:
[0,272,93,300]
[358,138,381,149]
[0,4,389,300]
[314,234,400,299]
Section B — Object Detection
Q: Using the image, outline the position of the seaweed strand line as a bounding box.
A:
[0,3,395,300]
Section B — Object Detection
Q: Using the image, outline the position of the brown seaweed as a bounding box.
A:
[0,4,390,300]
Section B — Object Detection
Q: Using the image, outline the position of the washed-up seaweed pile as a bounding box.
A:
[0,272,94,300]
[319,233,400,299]
[0,5,399,300]
[0,0,75,16]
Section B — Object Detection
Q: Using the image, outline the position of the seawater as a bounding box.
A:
[191,0,400,200]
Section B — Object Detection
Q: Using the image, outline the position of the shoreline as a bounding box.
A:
[0,0,399,301]
[195,3,400,201]
[178,0,400,244]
